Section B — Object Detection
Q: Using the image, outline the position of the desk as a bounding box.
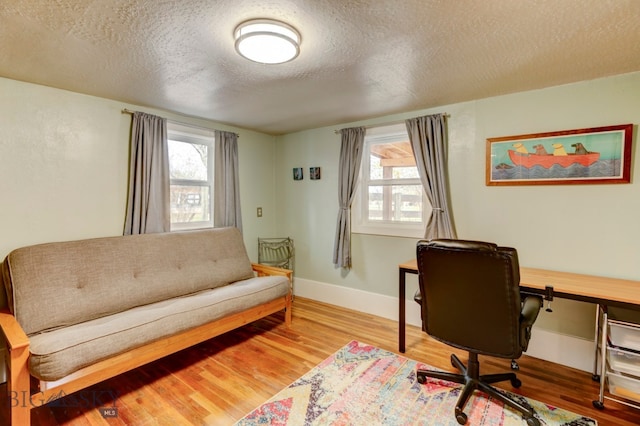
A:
[398,259,640,353]
[399,259,640,410]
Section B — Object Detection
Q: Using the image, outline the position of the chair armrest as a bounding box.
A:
[251,263,293,283]
[519,296,543,351]
[520,296,543,328]
[0,309,29,351]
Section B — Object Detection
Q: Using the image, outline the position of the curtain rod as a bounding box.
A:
[333,113,450,134]
[121,108,239,138]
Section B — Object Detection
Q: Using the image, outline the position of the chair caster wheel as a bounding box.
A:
[511,377,522,388]
[592,374,600,382]
[417,373,426,384]
[455,408,467,425]
[526,416,540,426]
[592,400,605,410]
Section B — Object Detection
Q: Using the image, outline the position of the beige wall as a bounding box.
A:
[0,77,278,263]
[275,71,640,340]
[1,72,638,343]
[0,76,280,382]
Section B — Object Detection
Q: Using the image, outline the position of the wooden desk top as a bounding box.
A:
[399,259,418,270]
[400,259,640,308]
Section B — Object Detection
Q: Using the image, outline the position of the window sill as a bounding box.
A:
[352,224,424,239]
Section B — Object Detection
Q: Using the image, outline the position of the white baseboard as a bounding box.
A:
[294,278,595,372]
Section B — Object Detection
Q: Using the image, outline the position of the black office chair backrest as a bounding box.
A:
[416,239,523,359]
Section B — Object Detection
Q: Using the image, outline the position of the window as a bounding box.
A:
[167,123,214,231]
[352,124,430,238]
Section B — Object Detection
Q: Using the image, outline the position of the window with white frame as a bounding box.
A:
[167,123,214,231]
[352,124,431,238]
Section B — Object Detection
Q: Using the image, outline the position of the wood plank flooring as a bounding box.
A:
[2,297,639,425]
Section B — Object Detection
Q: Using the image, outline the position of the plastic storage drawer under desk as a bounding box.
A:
[608,346,640,377]
[608,371,640,404]
[609,322,640,352]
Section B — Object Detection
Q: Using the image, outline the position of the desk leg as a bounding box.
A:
[399,268,406,353]
[592,304,601,380]
[594,307,608,409]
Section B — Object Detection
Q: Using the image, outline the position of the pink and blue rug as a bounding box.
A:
[236,340,596,425]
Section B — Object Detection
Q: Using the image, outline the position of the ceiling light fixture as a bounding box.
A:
[234,19,301,64]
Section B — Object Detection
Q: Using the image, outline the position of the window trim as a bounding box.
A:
[167,123,215,231]
[352,124,429,239]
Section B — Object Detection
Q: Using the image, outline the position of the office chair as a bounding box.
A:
[415,239,543,426]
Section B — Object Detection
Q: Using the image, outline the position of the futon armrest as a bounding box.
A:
[1,310,30,426]
[0,309,29,351]
[251,263,293,282]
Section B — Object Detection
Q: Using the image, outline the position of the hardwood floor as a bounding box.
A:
[2,297,639,425]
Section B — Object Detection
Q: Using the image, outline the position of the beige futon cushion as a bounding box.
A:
[28,275,289,381]
[3,227,254,336]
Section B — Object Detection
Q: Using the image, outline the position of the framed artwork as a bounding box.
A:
[486,124,633,186]
[293,167,303,180]
[310,167,321,180]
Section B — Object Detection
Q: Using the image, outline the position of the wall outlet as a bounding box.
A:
[257,207,263,217]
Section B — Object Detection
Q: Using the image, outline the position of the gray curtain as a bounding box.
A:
[333,127,366,268]
[405,114,457,239]
[214,130,242,232]
[124,111,170,235]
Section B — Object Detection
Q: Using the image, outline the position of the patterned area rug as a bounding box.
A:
[235,340,596,425]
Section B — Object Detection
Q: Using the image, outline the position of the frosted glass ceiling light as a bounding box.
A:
[234,19,300,64]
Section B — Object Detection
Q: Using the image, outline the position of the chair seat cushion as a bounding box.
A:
[28,276,289,381]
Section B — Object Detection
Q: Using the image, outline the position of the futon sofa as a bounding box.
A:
[0,227,292,424]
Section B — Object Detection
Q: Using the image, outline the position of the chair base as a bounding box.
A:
[416,353,540,426]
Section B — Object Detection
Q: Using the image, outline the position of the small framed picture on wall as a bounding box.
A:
[293,167,303,180]
[310,167,321,180]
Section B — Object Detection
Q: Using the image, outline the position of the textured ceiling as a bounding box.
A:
[1,0,640,135]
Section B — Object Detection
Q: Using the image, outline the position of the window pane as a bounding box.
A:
[370,155,383,180]
[395,165,419,179]
[170,185,211,224]
[367,186,383,221]
[168,140,208,181]
[367,185,423,222]
[369,140,418,180]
